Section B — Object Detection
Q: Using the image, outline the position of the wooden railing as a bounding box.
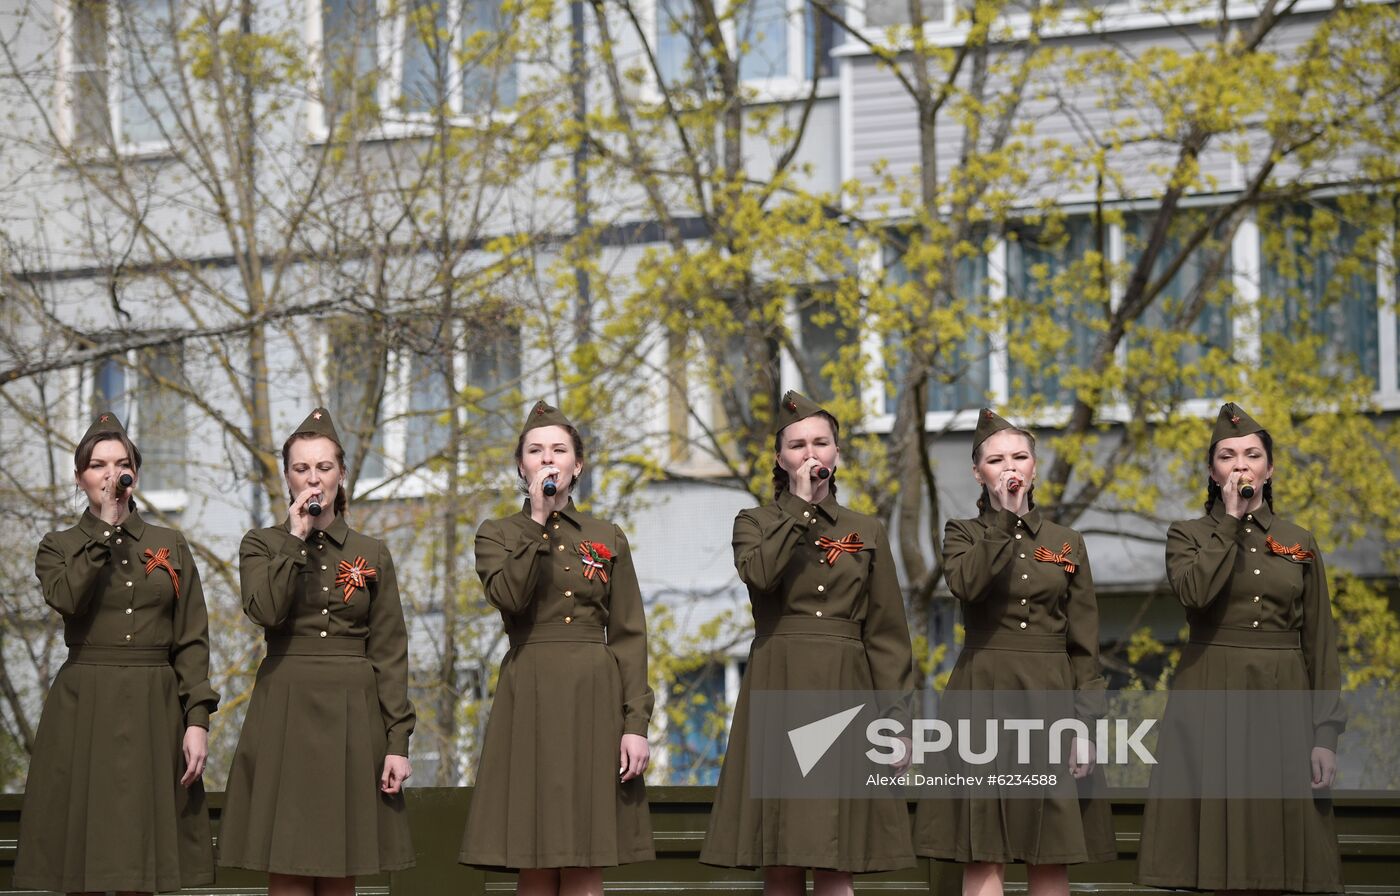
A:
[0,789,1397,893]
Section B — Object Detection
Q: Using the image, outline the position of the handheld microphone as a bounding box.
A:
[815,467,830,480]
[116,473,134,490]
[1238,478,1255,499]
[307,494,323,517]
[1007,476,1022,493]
[543,478,558,497]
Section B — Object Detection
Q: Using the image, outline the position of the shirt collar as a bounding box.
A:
[519,499,585,529]
[980,504,1043,536]
[1209,500,1273,530]
[284,514,349,546]
[80,508,146,540]
[815,491,840,524]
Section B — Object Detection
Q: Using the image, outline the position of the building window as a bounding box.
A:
[662,662,728,785]
[736,0,789,81]
[61,0,180,149]
[90,344,186,492]
[794,288,851,404]
[398,0,451,112]
[322,0,518,124]
[884,249,992,414]
[1006,217,1104,406]
[326,317,389,482]
[1260,201,1380,387]
[321,0,381,118]
[656,0,841,89]
[466,331,522,431]
[403,323,454,470]
[655,0,699,88]
[1124,213,1232,401]
[460,0,517,109]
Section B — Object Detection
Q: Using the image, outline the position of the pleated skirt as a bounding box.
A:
[218,645,414,877]
[700,619,916,873]
[1138,638,1343,892]
[13,646,214,894]
[460,624,653,870]
[914,635,1116,866]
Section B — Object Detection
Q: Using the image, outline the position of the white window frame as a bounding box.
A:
[318,319,525,500]
[55,0,181,156]
[306,0,521,142]
[647,0,841,104]
[858,192,1400,438]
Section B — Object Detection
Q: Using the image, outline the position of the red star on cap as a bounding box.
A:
[98,414,110,423]
[1231,415,1240,425]
[536,407,546,415]
[984,409,994,419]
[312,411,323,420]
[786,401,797,411]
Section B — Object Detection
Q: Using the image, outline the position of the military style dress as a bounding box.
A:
[219,516,415,877]
[15,510,219,893]
[700,490,917,872]
[1138,503,1345,892]
[914,507,1116,866]
[460,500,654,870]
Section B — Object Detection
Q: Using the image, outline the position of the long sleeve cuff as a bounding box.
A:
[386,728,411,757]
[1314,722,1341,752]
[185,704,211,729]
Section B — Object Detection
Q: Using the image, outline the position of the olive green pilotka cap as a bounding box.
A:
[521,399,573,439]
[774,390,838,436]
[82,410,129,443]
[972,407,1016,453]
[289,407,343,446]
[1210,402,1264,446]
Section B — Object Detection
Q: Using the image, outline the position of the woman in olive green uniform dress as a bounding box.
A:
[914,409,1115,896]
[701,391,917,895]
[14,411,219,894]
[1137,403,1345,893]
[460,400,654,894]
[219,408,415,894]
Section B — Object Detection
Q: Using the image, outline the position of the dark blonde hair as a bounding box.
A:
[515,424,586,495]
[281,433,348,517]
[74,432,141,513]
[772,411,841,501]
[973,427,1037,513]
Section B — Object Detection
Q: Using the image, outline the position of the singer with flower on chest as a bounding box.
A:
[218,407,415,896]
[459,400,654,895]
[700,390,918,895]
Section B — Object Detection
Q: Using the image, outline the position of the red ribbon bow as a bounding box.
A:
[816,533,864,565]
[579,541,613,582]
[1034,542,1077,574]
[335,556,377,602]
[1266,535,1314,563]
[142,547,180,599]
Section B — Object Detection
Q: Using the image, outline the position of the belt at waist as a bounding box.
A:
[66,646,169,666]
[755,615,862,642]
[266,635,367,657]
[1189,626,1301,649]
[962,629,1065,653]
[509,622,607,648]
